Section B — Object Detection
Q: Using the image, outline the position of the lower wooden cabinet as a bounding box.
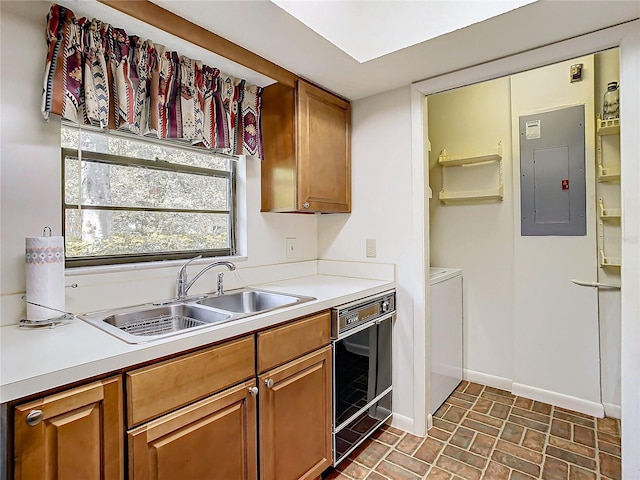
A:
[259,346,333,480]
[126,336,255,427]
[13,376,124,480]
[128,380,258,480]
[11,311,333,480]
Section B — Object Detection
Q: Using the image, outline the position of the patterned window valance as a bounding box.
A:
[42,4,263,158]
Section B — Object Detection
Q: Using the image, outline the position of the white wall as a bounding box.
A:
[1,1,61,321]
[510,56,601,413]
[0,1,317,325]
[619,26,640,479]
[317,86,417,431]
[427,77,515,388]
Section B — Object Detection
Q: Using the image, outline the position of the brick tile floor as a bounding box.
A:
[323,381,621,480]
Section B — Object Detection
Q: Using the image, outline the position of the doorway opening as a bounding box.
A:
[425,49,621,426]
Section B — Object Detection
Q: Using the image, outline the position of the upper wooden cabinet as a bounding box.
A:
[261,79,351,213]
[13,376,124,480]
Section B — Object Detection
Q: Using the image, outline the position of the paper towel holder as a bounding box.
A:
[19,293,75,329]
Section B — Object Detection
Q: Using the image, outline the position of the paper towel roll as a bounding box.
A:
[25,235,65,320]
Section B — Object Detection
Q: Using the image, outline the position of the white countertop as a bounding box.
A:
[0,274,394,403]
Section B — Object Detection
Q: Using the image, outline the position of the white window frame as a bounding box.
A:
[62,126,238,267]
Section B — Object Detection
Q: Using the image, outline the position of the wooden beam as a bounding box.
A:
[98,0,297,87]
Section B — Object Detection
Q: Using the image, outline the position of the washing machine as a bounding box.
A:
[429,267,463,415]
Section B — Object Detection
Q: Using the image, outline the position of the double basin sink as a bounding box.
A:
[80,289,315,344]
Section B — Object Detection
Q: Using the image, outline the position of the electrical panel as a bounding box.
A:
[519,105,586,236]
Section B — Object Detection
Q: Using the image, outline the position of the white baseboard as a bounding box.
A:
[390,412,414,434]
[512,383,605,418]
[603,402,621,419]
[463,369,513,391]
[427,413,433,431]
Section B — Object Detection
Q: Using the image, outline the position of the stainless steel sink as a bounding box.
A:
[80,303,232,344]
[79,288,315,344]
[196,289,311,314]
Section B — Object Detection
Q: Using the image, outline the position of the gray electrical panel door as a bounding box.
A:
[519,105,586,236]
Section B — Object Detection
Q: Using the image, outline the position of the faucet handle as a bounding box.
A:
[177,255,203,299]
[179,255,203,274]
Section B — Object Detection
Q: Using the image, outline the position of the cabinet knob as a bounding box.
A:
[248,386,259,397]
[26,410,44,427]
[302,202,310,209]
[264,378,275,388]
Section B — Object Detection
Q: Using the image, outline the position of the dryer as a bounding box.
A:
[429,268,463,415]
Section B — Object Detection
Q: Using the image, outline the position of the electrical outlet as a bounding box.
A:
[366,239,376,258]
[286,238,297,259]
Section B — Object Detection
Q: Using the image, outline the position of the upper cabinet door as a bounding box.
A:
[13,376,124,480]
[261,80,351,213]
[297,80,351,213]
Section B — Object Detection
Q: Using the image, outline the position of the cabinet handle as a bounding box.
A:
[264,378,275,388]
[248,386,259,397]
[302,202,310,209]
[26,410,44,427]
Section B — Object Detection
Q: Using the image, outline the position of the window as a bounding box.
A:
[62,125,236,267]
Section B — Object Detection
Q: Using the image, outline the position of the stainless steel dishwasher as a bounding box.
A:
[331,289,395,465]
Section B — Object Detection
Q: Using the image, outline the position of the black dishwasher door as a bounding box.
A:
[333,314,393,464]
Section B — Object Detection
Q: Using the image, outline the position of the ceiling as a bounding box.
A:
[83,1,639,101]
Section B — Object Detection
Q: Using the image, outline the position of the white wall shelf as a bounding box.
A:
[597,117,620,136]
[597,118,621,183]
[598,164,621,183]
[596,115,622,269]
[439,142,504,204]
[600,249,621,268]
[599,219,621,268]
[439,186,504,204]
[438,151,502,167]
[598,198,621,221]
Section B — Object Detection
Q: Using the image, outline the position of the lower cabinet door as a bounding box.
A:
[259,346,332,480]
[13,376,124,480]
[128,380,258,480]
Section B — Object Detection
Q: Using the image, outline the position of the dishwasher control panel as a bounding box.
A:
[331,290,395,337]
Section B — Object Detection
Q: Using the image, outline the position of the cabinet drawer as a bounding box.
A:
[257,310,330,373]
[126,336,254,427]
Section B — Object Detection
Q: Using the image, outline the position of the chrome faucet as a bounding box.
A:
[176,256,236,299]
